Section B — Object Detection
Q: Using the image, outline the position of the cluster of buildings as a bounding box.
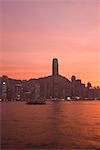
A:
[0,58,100,101]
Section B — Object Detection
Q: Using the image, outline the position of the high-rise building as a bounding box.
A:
[71,75,76,97]
[71,75,76,82]
[15,83,23,100]
[52,58,59,98]
[52,58,59,76]
[2,81,8,101]
[35,83,40,99]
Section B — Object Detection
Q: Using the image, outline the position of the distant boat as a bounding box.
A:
[26,83,46,105]
[95,98,100,100]
[26,99,46,105]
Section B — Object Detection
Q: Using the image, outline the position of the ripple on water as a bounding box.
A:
[1,101,100,149]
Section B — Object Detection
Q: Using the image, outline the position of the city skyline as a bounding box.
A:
[1,58,100,101]
[0,0,100,86]
[1,58,100,89]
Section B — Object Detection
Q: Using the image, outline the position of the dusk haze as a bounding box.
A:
[1,0,100,86]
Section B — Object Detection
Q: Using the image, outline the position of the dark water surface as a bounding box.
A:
[1,101,100,150]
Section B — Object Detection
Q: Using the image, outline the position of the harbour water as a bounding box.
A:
[1,101,100,149]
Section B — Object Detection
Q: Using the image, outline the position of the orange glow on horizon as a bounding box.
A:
[0,0,100,87]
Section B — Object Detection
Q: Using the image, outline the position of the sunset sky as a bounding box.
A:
[0,0,100,86]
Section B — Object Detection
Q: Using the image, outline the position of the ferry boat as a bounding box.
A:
[26,99,46,105]
[95,98,100,100]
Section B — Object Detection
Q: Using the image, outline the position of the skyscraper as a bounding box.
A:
[2,81,7,101]
[52,58,59,98]
[52,58,59,76]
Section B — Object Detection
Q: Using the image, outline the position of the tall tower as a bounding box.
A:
[52,58,59,76]
[52,58,59,98]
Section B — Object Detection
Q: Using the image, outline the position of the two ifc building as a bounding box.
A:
[28,58,71,99]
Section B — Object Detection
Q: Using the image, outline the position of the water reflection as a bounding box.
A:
[1,101,100,149]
